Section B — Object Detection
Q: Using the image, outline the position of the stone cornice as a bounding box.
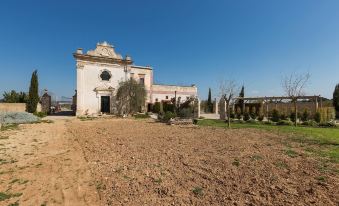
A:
[73,53,133,65]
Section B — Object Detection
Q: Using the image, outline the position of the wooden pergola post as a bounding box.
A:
[242,98,245,115]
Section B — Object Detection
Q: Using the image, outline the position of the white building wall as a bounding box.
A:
[151,84,198,103]
[75,42,198,115]
[129,66,153,102]
[77,62,126,115]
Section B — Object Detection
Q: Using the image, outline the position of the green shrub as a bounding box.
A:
[163,103,175,113]
[280,113,288,120]
[314,112,321,123]
[33,111,47,118]
[230,113,235,119]
[318,107,336,122]
[250,112,257,119]
[246,119,257,124]
[243,112,250,121]
[237,119,245,124]
[236,113,242,120]
[134,113,149,119]
[277,120,293,126]
[301,109,309,122]
[163,111,176,121]
[178,107,192,118]
[290,112,296,122]
[318,121,337,128]
[301,120,318,127]
[257,115,264,121]
[264,121,274,125]
[152,102,161,113]
[271,109,280,122]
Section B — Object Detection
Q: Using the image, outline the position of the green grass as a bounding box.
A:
[274,160,289,169]
[197,119,339,162]
[192,187,203,196]
[8,201,19,206]
[250,154,263,161]
[134,113,150,119]
[0,192,22,201]
[77,116,96,121]
[9,179,28,185]
[152,178,162,184]
[285,148,298,158]
[232,158,240,167]
[0,124,19,131]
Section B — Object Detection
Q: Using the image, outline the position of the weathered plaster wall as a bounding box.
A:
[0,103,41,112]
[77,61,126,115]
[151,84,197,103]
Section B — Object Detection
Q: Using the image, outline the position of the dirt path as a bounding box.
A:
[0,118,99,206]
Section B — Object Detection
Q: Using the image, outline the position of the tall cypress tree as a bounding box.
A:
[333,83,339,117]
[207,88,212,113]
[238,86,245,114]
[26,70,39,113]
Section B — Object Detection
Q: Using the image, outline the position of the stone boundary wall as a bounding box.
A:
[0,103,41,112]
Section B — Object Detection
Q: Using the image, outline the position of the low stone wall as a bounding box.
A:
[0,103,26,112]
[0,103,41,112]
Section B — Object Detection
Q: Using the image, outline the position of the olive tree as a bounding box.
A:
[219,79,239,128]
[281,72,310,126]
[115,79,146,115]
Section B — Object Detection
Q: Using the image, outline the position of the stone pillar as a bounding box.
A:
[219,99,226,120]
[214,98,218,114]
[40,90,51,114]
[76,62,84,116]
[198,99,201,118]
[193,98,200,118]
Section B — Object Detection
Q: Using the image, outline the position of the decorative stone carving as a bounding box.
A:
[94,85,115,92]
[76,62,84,69]
[87,42,123,59]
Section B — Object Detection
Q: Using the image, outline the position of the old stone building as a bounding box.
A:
[74,42,197,115]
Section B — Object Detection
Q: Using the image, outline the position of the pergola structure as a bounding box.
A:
[233,95,322,117]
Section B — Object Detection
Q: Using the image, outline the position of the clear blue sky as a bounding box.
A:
[0,0,338,99]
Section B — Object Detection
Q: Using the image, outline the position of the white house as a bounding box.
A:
[74,42,197,115]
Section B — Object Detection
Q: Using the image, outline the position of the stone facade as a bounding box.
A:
[74,42,198,115]
[40,90,51,114]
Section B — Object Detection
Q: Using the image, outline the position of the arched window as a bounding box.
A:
[100,70,111,81]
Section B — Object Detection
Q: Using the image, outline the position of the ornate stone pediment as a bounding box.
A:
[94,84,115,92]
[87,41,123,60]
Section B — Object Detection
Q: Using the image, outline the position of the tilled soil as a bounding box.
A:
[69,118,339,206]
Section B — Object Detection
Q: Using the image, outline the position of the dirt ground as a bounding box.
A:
[69,118,338,206]
[0,118,99,206]
[1,118,338,206]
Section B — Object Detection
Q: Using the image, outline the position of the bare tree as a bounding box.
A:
[281,72,310,126]
[219,79,239,128]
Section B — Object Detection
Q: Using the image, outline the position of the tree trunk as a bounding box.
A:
[294,99,297,127]
[228,106,231,128]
